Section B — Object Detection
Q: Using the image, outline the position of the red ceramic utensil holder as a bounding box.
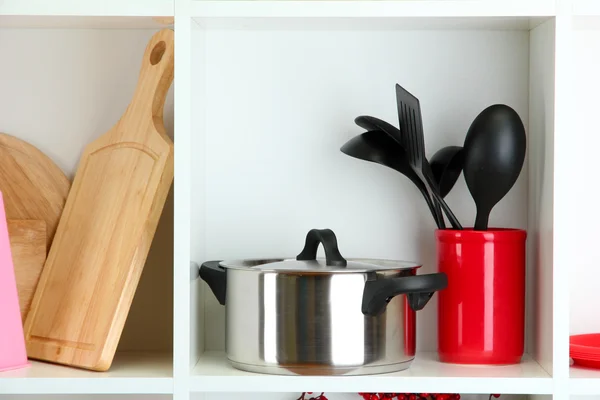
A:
[436,228,527,365]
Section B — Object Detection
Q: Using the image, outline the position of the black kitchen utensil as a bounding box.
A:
[354,115,445,228]
[395,84,463,230]
[463,104,526,231]
[430,146,464,198]
[341,130,443,228]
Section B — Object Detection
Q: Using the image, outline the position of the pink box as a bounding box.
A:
[0,191,29,372]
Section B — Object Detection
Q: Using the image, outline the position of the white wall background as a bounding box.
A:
[192,27,531,353]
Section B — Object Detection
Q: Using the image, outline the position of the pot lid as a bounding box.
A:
[217,228,420,273]
[219,257,420,273]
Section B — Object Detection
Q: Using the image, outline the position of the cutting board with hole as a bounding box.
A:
[0,133,70,250]
[8,219,46,322]
[24,29,175,371]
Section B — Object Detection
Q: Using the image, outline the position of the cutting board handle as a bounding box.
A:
[122,28,174,134]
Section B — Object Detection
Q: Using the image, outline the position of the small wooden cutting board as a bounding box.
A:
[24,29,175,372]
[0,133,70,250]
[8,219,46,322]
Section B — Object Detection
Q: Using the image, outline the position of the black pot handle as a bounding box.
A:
[199,261,227,305]
[296,228,347,267]
[362,272,448,316]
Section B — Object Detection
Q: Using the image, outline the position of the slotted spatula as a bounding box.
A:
[394,84,462,230]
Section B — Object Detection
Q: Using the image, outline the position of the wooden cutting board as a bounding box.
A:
[8,219,46,322]
[24,29,175,372]
[0,133,70,250]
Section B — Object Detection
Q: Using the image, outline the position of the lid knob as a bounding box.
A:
[296,229,347,267]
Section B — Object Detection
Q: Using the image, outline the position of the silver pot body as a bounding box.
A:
[224,266,417,375]
[199,228,447,376]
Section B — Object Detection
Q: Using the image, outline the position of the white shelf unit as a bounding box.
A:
[188,1,558,397]
[0,0,597,399]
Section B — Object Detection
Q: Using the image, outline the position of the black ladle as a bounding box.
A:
[354,115,445,228]
[430,146,464,198]
[463,104,526,230]
[341,130,444,228]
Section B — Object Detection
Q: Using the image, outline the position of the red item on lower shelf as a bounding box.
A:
[570,334,600,368]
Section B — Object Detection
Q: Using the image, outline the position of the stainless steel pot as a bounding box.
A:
[199,228,447,376]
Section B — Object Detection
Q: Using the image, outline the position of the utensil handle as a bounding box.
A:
[296,229,347,267]
[474,212,489,231]
[425,194,444,229]
[431,196,445,229]
[199,261,227,305]
[121,29,175,133]
[362,272,448,316]
[430,188,462,230]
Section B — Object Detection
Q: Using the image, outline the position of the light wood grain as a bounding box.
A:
[8,219,46,323]
[24,29,175,372]
[0,133,70,250]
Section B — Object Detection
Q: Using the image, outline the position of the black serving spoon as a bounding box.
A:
[430,146,464,198]
[341,130,444,228]
[463,104,526,230]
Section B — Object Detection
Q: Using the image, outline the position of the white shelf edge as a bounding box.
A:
[190,351,553,394]
[0,0,173,17]
[0,352,173,395]
[190,0,556,19]
[0,377,173,395]
[573,0,600,17]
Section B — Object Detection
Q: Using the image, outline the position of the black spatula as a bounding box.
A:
[394,84,462,230]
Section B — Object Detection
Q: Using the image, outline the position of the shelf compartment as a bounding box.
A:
[570,11,600,395]
[189,9,556,393]
[190,351,552,394]
[0,352,172,394]
[0,26,174,395]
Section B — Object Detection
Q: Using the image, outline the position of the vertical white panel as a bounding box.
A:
[553,6,574,388]
[174,4,192,400]
[528,19,555,375]
[191,19,207,367]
